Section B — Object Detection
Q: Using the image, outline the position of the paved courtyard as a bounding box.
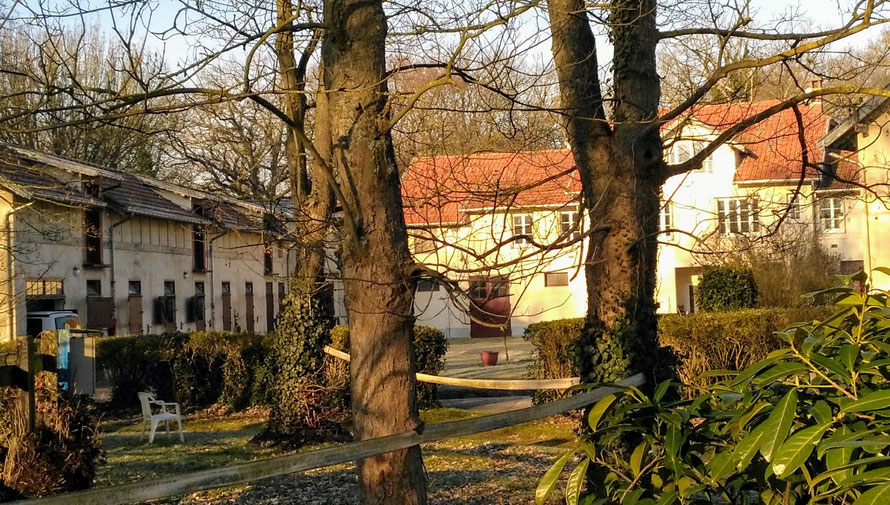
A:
[439,336,537,412]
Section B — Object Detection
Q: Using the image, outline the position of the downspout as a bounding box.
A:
[5,201,34,339]
[108,215,132,336]
[208,230,227,328]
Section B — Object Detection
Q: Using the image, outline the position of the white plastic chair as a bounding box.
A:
[138,392,184,443]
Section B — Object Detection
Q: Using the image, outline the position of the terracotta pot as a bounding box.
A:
[480,351,499,367]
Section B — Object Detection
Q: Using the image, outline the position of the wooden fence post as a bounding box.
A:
[15,335,36,432]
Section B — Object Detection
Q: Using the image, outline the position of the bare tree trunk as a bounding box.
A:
[322,1,428,503]
[548,0,674,385]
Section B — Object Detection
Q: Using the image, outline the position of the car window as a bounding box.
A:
[55,315,80,330]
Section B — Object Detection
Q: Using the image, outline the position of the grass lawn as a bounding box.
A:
[96,407,579,504]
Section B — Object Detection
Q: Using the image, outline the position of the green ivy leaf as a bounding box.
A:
[853,484,890,505]
[771,422,832,478]
[588,394,617,431]
[566,458,590,505]
[759,389,798,462]
[536,449,575,505]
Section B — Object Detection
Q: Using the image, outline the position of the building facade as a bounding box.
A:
[0,145,294,341]
[402,98,888,338]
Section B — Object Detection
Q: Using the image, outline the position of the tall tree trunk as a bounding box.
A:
[322,1,428,504]
[260,0,340,444]
[548,0,675,386]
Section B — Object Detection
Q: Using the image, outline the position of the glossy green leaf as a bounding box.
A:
[536,449,575,505]
[771,422,832,478]
[825,426,853,485]
[566,458,590,505]
[759,389,798,462]
[853,484,890,505]
[810,354,850,380]
[754,362,808,385]
[654,381,671,403]
[842,390,890,414]
[588,394,617,431]
[654,491,678,505]
[664,424,684,477]
[709,450,734,481]
[630,442,647,478]
[732,423,768,472]
[840,344,861,371]
[812,401,833,425]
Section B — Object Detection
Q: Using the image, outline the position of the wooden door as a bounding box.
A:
[265,282,275,333]
[222,293,232,331]
[128,296,143,334]
[245,283,255,333]
[468,276,511,338]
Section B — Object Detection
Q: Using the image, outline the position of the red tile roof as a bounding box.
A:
[402,149,580,225]
[403,101,860,225]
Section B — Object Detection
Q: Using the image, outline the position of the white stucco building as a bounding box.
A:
[0,145,294,341]
[402,97,888,338]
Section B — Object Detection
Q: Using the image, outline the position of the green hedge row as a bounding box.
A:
[96,331,270,411]
[97,324,449,412]
[327,325,448,409]
[524,307,835,395]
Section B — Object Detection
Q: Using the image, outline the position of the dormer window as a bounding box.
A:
[670,140,713,172]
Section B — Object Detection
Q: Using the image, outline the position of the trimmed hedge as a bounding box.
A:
[524,307,835,397]
[697,266,758,311]
[328,325,448,409]
[96,331,268,411]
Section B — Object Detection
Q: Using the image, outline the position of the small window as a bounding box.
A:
[222,281,231,294]
[819,196,845,231]
[86,280,102,297]
[195,281,205,296]
[263,244,273,275]
[544,272,569,287]
[278,282,286,300]
[512,214,533,246]
[717,198,760,235]
[245,282,254,295]
[658,203,672,237]
[560,212,580,241]
[469,280,488,299]
[193,225,206,271]
[787,193,802,221]
[490,277,510,297]
[84,207,103,265]
[672,141,692,164]
[164,281,176,297]
[128,280,141,296]
[26,279,64,297]
[417,278,440,292]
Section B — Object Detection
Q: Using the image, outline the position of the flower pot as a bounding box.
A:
[480,351,499,367]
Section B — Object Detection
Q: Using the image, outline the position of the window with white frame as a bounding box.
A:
[819,196,845,231]
[658,203,673,237]
[512,214,533,246]
[786,192,802,221]
[717,198,760,235]
[671,140,712,172]
[559,211,581,241]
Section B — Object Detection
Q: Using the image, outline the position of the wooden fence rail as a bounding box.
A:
[16,373,645,505]
[323,345,581,390]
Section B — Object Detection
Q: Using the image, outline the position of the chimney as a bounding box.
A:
[805,78,823,110]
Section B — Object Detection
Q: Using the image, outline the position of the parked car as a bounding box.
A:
[25,310,81,337]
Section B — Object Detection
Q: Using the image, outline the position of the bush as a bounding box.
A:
[697,266,758,311]
[328,324,448,409]
[538,272,890,505]
[96,331,268,411]
[1,341,103,498]
[659,306,834,390]
[524,307,834,398]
